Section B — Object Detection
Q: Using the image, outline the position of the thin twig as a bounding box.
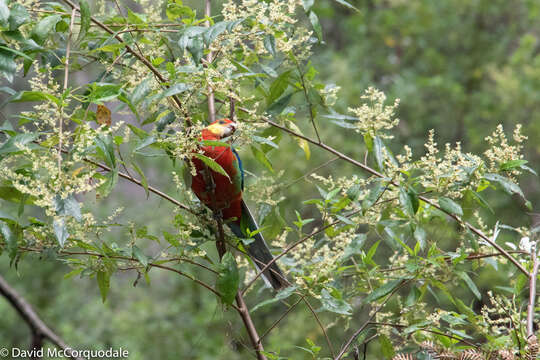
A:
[259,297,302,342]
[58,8,76,174]
[0,275,84,360]
[59,0,191,123]
[259,117,529,276]
[205,0,216,123]
[334,280,409,360]
[368,322,478,348]
[302,296,336,357]
[295,58,321,143]
[528,240,539,337]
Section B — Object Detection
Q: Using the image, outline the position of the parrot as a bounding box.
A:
[190,118,288,290]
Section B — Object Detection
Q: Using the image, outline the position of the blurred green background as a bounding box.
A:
[2,0,540,358]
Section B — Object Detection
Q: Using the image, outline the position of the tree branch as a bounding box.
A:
[0,275,83,360]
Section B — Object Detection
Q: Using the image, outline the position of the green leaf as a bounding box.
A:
[264,34,276,56]
[268,70,291,105]
[216,252,239,305]
[458,272,481,300]
[252,285,297,312]
[251,145,274,173]
[0,0,8,27]
[88,83,122,103]
[363,279,402,303]
[500,159,528,171]
[413,226,427,250]
[379,334,395,358]
[0,49,15,82]
[286,121,310,160]
[438,197,463,217]
[373,136,385,171]
[53,218,69,247]
[333,0,360,12]
[193,153,230,181]
[131,162,149,199]
[0,132,38,155]
[161,83,192,99]
[131,78,151,105]
[8,3,29,31]
[302,0,314,12]
[132,245,148,267]
[96,270,110,302]
[77,0,91,42]
[11,91,61,106]
[320,288,352,315]
[484,173,525,198]
[54,194,82,221]
[0,220,17,257]
[308,11,322,42]
[31,15,62,44]
[203,21,228,45]
[95,134,116,168]
[0,45,32,61]
[399,187,414,216]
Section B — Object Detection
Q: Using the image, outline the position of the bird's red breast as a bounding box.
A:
[191,119,243,222]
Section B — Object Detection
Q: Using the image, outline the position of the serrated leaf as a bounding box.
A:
[193,153,230,181]
[438,197,463,216]
[203,21,228,45]
[268,70,291,105]
[308,11,322,42]
[131,162,149,199]
[11,91,61,106]
[333,0,360,12]
[363,279,402,303]
[373,136,385,171]
[251,145,274,173]
[252,285,297,312]
[8,3,29,31]
[264,34,276,56]
[0,0,9,27]
[161,83,192,99]
[77,0,91,41]
[0,132,38,155]
[320,288,352,315]
[54,194,82,221]
[414,226,426,250]
[484,173,525,198]
[286,121,310,160]
[458,272,481,300]
[379,334,395,358]
[132,245,148,267]
[96,270,110,303]
[32,14,62,44]
[53,217,69,247]
[216,252,239,305]
[500,159,528,171]
[399,187,414,216]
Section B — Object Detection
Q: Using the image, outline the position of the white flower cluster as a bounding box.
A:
[348,87,400,138]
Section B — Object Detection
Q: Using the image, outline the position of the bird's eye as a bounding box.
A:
[218,120,226,124]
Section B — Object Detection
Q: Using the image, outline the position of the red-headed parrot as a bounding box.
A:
[191,118,288,290]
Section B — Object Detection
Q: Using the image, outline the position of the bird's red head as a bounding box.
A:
[202,118,237,139]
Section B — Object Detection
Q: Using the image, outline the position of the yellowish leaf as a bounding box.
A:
[96,104,112,126]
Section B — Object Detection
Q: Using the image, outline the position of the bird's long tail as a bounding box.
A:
[228,200,288,290]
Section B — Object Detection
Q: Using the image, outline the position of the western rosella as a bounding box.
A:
[191,118,288,290]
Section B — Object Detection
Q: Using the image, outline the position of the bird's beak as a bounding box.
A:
[224,122,237,137]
